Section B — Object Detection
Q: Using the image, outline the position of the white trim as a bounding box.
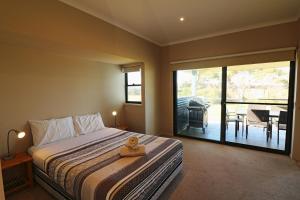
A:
[121,62,144,68]
[163,18,299,46]
[170,47,296,65]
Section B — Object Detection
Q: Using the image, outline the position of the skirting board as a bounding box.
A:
[34,163,183,200]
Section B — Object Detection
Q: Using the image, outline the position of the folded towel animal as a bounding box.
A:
[125,136,139,150]
[120,136,146,157]
[120,145,146,157]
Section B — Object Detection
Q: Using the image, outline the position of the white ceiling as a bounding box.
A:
[59,0,300,46]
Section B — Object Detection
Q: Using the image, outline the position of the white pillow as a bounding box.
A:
[73,113,105,135]
[29,117,76,146]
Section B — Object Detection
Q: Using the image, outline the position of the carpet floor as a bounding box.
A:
[7,137,300,200]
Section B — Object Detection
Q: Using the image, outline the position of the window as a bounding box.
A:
[226,61,290,104]
[174,60,295,153]
[125,70,142,104]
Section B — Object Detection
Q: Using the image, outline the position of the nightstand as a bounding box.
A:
[1,152,33,195]
[116,125,128,131]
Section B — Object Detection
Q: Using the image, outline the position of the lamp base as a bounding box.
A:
[3,154,15,160]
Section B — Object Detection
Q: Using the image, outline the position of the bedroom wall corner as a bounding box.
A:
[145,58,161,135]
[158,47,173,137]
[291,18,300,161]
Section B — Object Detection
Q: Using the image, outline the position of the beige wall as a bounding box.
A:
[124,104,145,133]
[292,49,300,162]
[0,43,126,155]
[163,22,298,62]
[291,20,300,162]
[0,0,161,155]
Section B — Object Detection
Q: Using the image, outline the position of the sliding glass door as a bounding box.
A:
[174,68,222,141]
[225,61,294,152]
[174,61,295,154]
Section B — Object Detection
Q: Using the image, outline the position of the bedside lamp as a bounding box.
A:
[3,129,26,160]
[112,111,117,128]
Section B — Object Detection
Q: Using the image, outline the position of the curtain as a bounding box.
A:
[171,47,296,70]
[121,62,143,73]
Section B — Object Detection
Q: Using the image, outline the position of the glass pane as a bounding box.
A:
[227,61,290,104]
[176,67,222,141]
[127,86,141,102]
[127,71,141,85]
[225,103,288,150]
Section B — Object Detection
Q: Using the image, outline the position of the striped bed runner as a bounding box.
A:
[42,131,183,200]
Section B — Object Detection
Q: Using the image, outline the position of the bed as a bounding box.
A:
[28,128,183,200]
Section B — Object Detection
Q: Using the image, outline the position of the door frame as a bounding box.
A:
[173,61,295,155]
[173,70,222,145]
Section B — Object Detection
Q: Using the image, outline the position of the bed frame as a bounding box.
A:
[34,162,182,200]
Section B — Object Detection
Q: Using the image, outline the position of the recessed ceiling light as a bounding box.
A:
[179,17,185,22]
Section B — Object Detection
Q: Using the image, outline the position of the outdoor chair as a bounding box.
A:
[277,111,287,145]
[246,108,271,141]
[226,111,244,137]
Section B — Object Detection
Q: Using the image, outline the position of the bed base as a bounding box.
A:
[34,163,182,200]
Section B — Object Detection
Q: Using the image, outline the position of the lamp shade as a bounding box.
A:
[17,131,26,139]
[112,111,117,116]
[4,129,26,160]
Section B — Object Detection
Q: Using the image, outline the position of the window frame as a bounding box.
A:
[125,72,142,104]
[173,61,295,155]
